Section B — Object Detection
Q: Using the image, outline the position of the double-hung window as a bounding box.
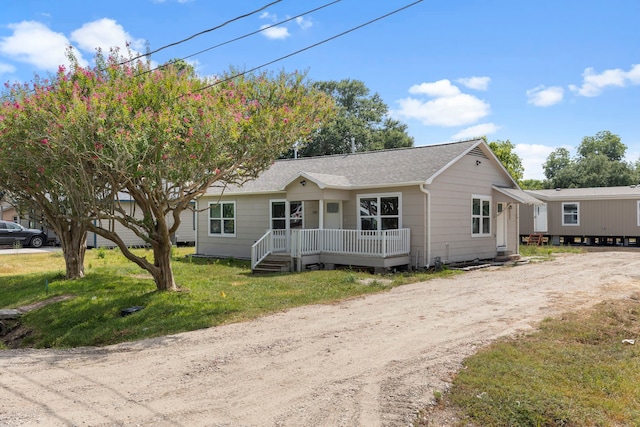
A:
[562,202,579,226]
[471,195,491,236]
[271,200,304,230]
[209,201,235,236]
[358,193,401,231]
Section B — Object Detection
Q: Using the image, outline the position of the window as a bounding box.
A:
[209,201,235,236]
[357,193,401,231]
[271,200,303,230]
[471,196,491,236]
[562,202,579,226]
[637,201,640,227]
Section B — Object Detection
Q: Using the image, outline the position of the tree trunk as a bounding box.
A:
[57,220,88,279]
[151,239,177,291]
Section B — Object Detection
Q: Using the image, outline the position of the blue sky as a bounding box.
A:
[1,0,639,180]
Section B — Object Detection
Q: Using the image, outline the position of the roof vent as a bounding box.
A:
[555,188,562,191]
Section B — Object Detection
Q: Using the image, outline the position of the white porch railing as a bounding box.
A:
[252,228,410,270]
[250,229,289,269]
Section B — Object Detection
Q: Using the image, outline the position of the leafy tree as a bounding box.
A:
[543,147,571,181]
[519,179,545,190]
[1,51,334,290]
[543,131,634,188]
[1,75,93,278]
[576,130,626,161]
[487,139,524,182]
[293,79,413,157]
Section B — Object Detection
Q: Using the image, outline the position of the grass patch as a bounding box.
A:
[1,247,456,348]
[429,298,640,426]
[519,244,586,259]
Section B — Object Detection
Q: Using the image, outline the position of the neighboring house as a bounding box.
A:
[521,186,640,246]
[0,201,17,222]
[195,139,541,272]
[86,195,196,248]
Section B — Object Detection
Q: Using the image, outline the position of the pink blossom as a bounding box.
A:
[189,154,196,159]
[41,138,49,145]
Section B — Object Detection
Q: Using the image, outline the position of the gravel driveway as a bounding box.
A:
[1,251,639,426]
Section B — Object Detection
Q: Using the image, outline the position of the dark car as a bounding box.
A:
[0,220,48,248]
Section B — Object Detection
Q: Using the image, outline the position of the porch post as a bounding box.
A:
[319,199,324,229]
[382,231,387,257]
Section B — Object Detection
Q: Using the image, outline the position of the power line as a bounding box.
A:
[195,0,424,92]
[123,0,283,64]
[180,1,341,65]
[147,0,341,75]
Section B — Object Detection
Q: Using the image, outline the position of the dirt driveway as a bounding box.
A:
[1,251,639,427]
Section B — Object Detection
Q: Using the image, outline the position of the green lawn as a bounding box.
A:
[429,298,640,426]
[0,247,455,348]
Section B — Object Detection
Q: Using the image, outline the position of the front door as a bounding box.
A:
[324,201,342,229]
[496,202,507,250]
[534,203,548,233]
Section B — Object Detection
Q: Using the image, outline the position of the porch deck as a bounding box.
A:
[251,229,411,272]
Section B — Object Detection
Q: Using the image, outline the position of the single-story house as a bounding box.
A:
[520,186,640,246]
[195,139,541,272]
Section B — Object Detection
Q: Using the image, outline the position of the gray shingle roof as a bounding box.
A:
[207,139,483,195]
[526,186,640,200]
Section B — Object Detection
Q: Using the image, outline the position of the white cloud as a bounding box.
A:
[526,85,564,107]
[261,12,276,20]
[260,25,290,40]
[259,12,291,39]
[0,62,16,75]
[395,94,490,126]
[452,123,499,139]
[569,64,640,97]
[0,21,88,70]
[627,64,640,84]
[457,76,491,91]
[395,78,490,127]
[409,79,460,97]
[70,18,146,54]
[515,143,556,180]
[296,16,313,30]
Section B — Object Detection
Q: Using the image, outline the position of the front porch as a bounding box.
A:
[251,229,411,273]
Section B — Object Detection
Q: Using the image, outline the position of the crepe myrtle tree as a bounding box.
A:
[0,75,100,279]
[36,50,333,291]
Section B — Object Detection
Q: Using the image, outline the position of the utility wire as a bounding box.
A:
[195,0,424,92]
[123,0,283,64]
[179,1,341,65]
[146,0,341,75]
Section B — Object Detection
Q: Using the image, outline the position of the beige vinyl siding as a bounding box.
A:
[427,150,514,264]
[88,202,196,248]
[197,194,279,259]
[545,199,640,236]
[519,204,535,235]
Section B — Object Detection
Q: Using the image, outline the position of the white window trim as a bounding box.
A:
[269,199,305,230]
[208,201,236,237]
[471,195,492,237]
[356,192,402,232]
[562,202,580,226]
